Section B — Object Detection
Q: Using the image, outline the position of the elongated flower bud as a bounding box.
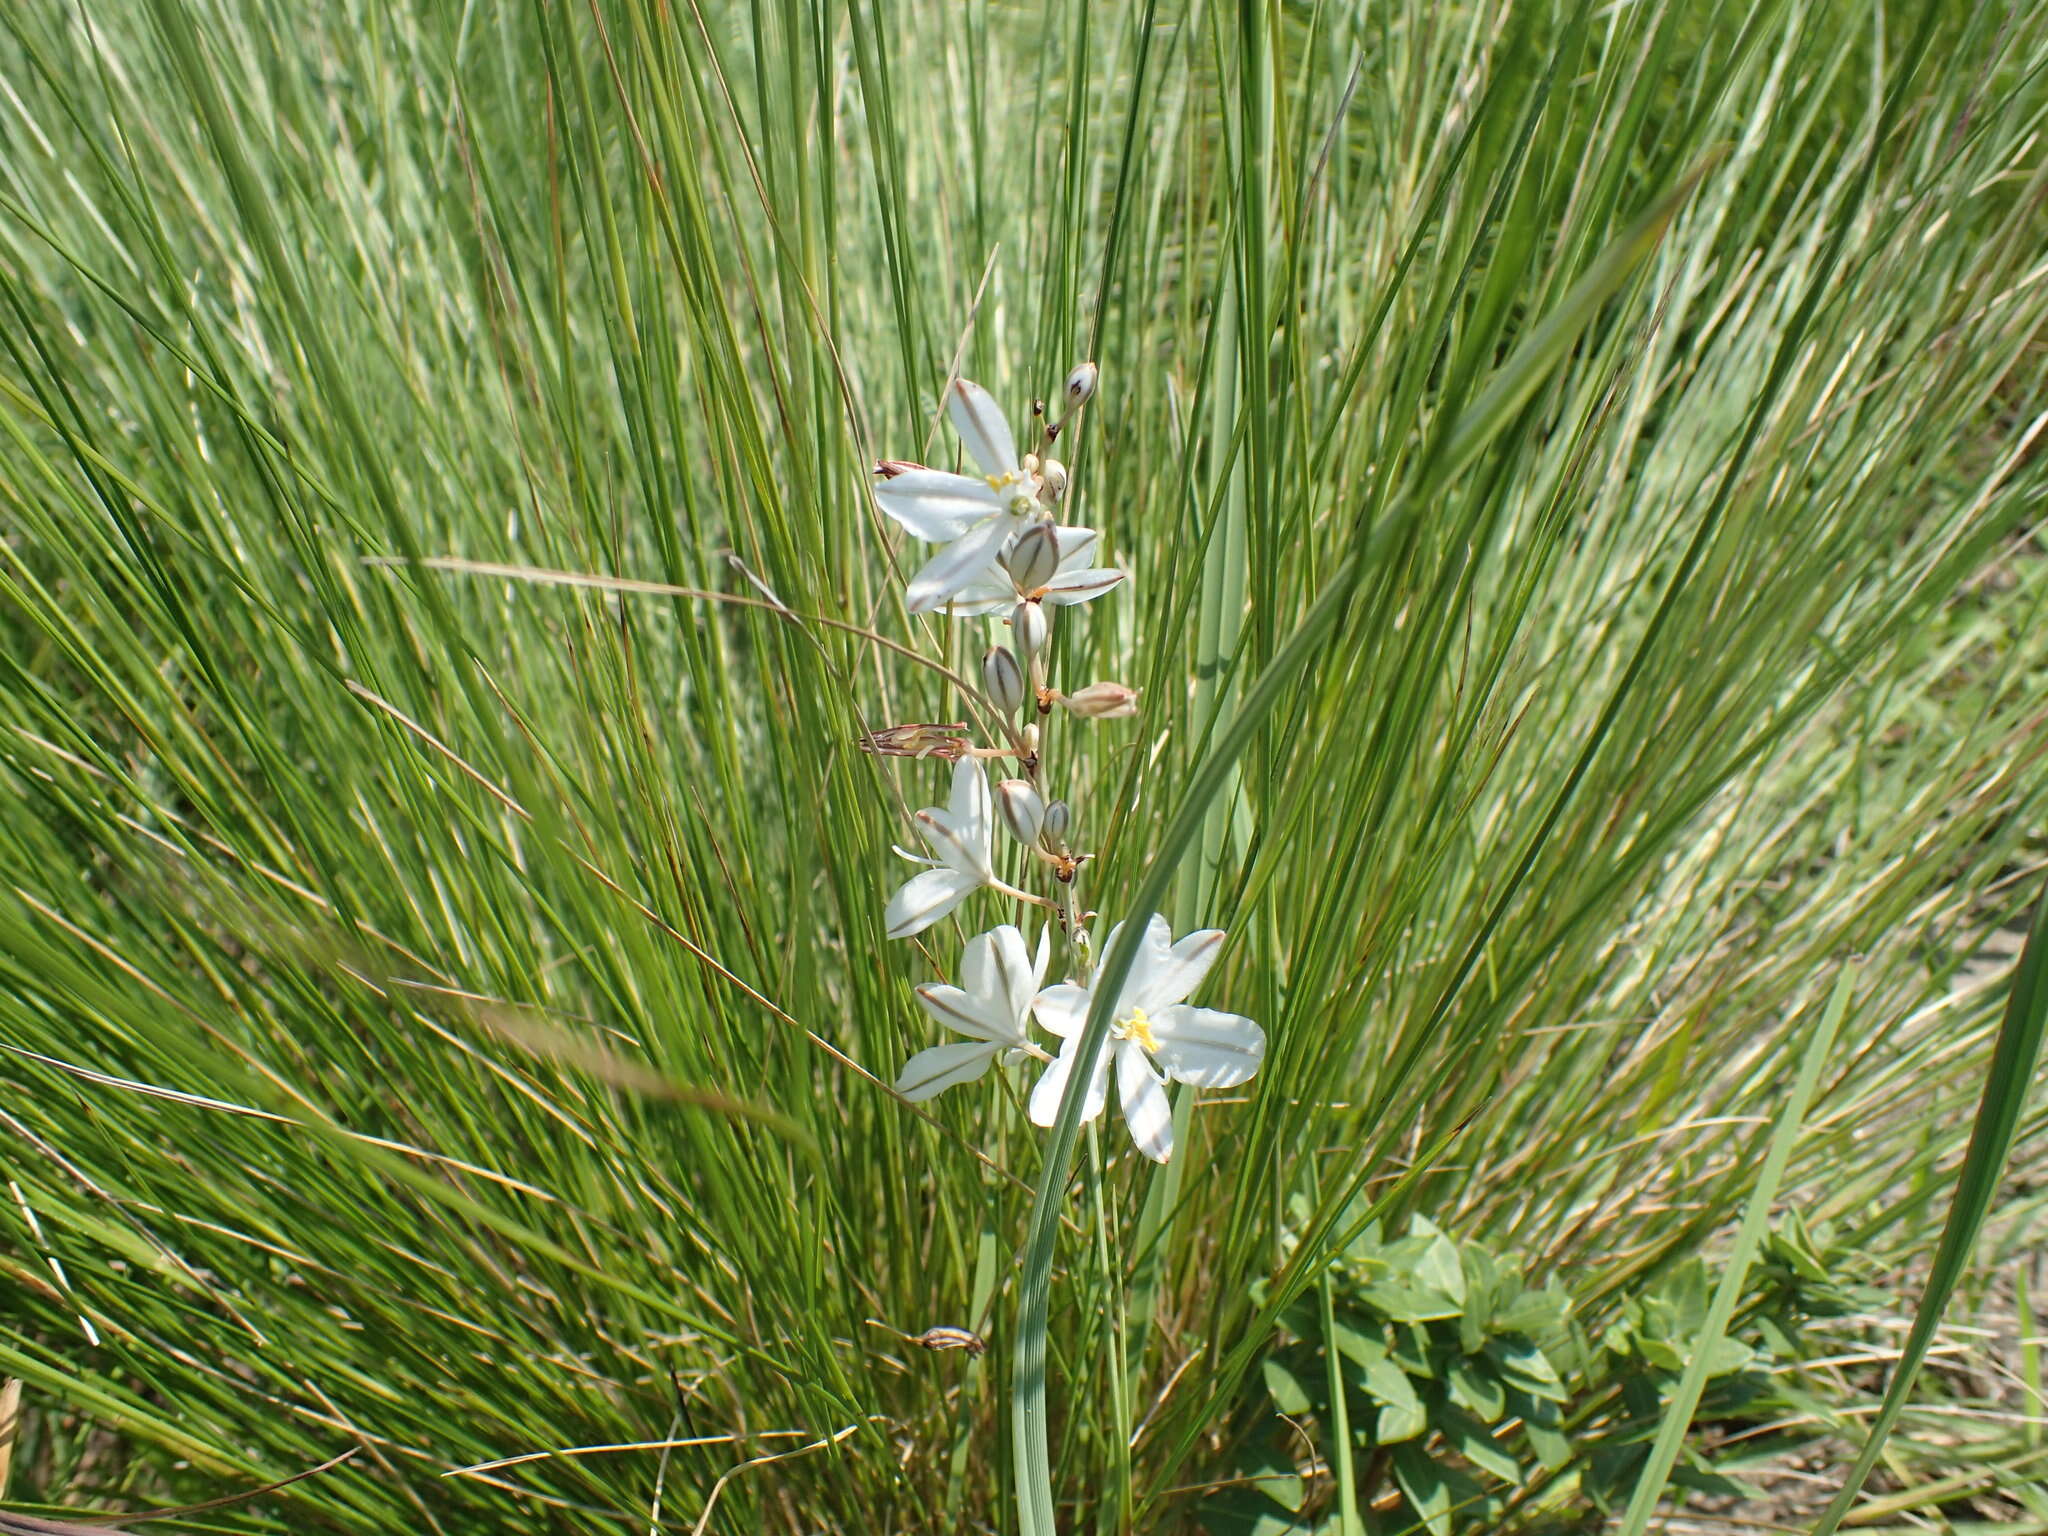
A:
[995,779,1045,846]
[1037,459,1069,507]
[1002,522,1060,592]
[982,646,1025,714]
[1011,600,1048,665]
[1063,362,1098,407]
[1059,681,1138,719]
[1041,799,1071,847]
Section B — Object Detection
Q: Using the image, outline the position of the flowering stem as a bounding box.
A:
[1011,544,1363,1536]
[1085,1122,1136,1530]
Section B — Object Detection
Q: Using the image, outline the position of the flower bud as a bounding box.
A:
[1063,361,1098,407]
[1010,600,1048,664]
[1041,799,1071,846]
[1059,681,1139,719]
[995,779,1045,846]
[1002,522,1060,592]
[1037,459,1069,507]
[982,646,1025,714]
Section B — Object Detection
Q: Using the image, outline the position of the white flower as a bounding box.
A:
[873,380,1040,613]
[894,924,1051,1100]
[948,526,1127,616]
[1027,915,1265,1163]
[884,756,996,939]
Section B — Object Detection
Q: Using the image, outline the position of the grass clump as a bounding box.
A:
[1,1,2046,1532]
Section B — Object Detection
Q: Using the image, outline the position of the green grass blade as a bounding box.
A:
[1810,885,2048,1536]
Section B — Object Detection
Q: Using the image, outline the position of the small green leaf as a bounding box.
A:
[1413,1223,1468,1307]
[1360,1282,1462,1322]
[1490,1338,1568,1402]
[1330,1317,1386,1369]
[1446,1411,1524,1485]
[1698,1337,1755,1379]
[1392,1323,1436,1377]
[1446,1359,1507,1421]
[1754,1315,1797,1358]
[1263,1358,1314,1416]
[1522,1416,1573,1473]
[1641,1338,1686,1371]
[1199,1487,1316,1536]
[1345,1351,1422,1413]
[1494,1285,1572,1337]
[1241,1444,1308,1512]
[1392,1444,1487,1536]
[1377,1396,1429,1445]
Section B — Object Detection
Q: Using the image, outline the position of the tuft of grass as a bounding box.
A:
[0,1,2044,1532]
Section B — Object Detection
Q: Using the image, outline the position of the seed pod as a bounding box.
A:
[1037,459,1069,507]
[982,646,1025,714]
[1063,361,1099,407]
[1002,522,1060,592]
[995,779,1046,846]
[1041,800,1071,847]
[1011,600,1049,664]
[1059,681,1139,719]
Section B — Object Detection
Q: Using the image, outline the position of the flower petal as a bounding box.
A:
[946,755,991,841]
[1031,982,1094,1038]
[937,581,1013,617]
[1127,920,1226,1015]
[949,379,1018,479]
[1028,1031,1110,1127]
[914,981,1012,1044]
[914,808,991,881]
[905,515,1015,614]
[874,470,1003,542]
[1050,526,1099,563]
[884,866,980,939]
[1118,1042,1175,1162]
[1040,565,1127,605]
[895,1041,1001,1101]
[1151,1005,1266,1088]
[987,924,1039,1029]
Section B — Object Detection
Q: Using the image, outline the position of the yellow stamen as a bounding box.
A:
[1121,1006,1160,1055]
[985,470,1019,492]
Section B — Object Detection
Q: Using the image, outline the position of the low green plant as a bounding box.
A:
[1214,1209,1892,1534]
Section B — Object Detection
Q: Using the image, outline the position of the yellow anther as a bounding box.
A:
[985,470,1019,492]
[1121,1006,1160,1055]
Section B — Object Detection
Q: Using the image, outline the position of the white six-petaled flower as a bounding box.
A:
[884,756,997,939]
[894,924,1051,1100]
[1027,915,1265,1163]
[873,380,1042,613]
[949,526,1127,615]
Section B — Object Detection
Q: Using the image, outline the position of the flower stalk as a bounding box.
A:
[858,360,1272,1534]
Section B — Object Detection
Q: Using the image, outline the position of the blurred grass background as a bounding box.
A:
[0,0,2044,1530]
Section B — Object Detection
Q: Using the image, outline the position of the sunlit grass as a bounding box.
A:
[1,1,2045,1532]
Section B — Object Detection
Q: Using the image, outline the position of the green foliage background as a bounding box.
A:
[0,0,2044,1531]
